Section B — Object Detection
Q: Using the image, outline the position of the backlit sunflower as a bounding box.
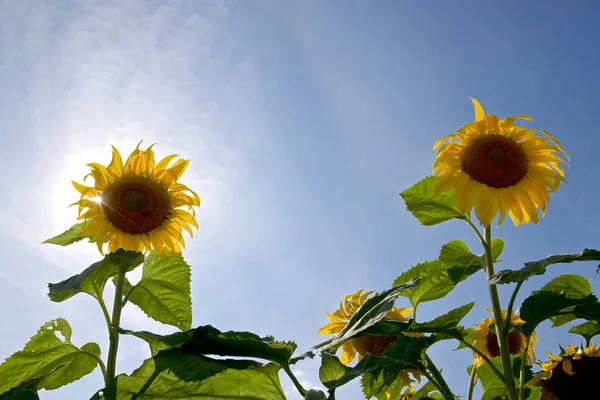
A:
[528,343,600,400]
[318,290,421,390]
[432,98,568,227]
[71,143,200,257]
[472,309,537,368]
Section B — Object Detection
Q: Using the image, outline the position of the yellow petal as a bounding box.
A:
[469,97,485,122]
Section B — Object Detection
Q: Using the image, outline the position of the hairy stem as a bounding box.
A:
[283,366,307,397]
[425,354,454,400]
[483,226,519,400]
[105,268,127,393]
[505,281,523,335]
[467,366,477,400]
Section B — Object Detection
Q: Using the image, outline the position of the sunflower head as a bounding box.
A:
[432,98,569,227]
[318,290,421,392]
[528,343,600,400]
[72,142,200,257]
[472,309,537,368]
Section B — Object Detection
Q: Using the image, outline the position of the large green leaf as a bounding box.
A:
[569,321,600,344]
[400,176,465,226]
[118,326,296,367]
[438,240,486,284]
[361,335,433,398]
[124,252,192,331]
[48,250,144,301]
[408,303,474,334]
[519,291,600,337]
[489,249,600,285]
[308,279,420,354]
[0,378,42,400]
[476,356,533,400]
[0,319,101,395]
[95,350,286,400]
[542,275,592,328]
[318,353,351,390]
[42,223,94,246]
[393,261,451,308]
[413,380,443,400]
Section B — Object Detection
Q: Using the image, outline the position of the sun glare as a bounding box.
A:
[90,195,103,204]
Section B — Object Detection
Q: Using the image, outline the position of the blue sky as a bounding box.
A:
[1,1,599,399]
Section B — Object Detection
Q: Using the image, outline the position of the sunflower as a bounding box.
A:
[432,98,568,227]
[71,142,200,257]
[472,309,537,368]
[318,290,421,390]
[528,344,600,400]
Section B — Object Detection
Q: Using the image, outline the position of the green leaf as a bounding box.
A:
[438,240,484,284]
[413,380,442,400]
[542,275,593,328]
[125,252,192,331]
[400,176,465,226]
[309,279,420,354]
[361,335,433,398]
[0,319,100,395]
[569,321,600,344]
[97,350,286,400]
[489,249,600,285]
[408,303,474,334]
[393,261,456,308]
[42,223,94,246]
[491,238,504,262]
[0,378,42,400]
[477,356,531,400]
[520,291,600,337]
[118,325,296,366]
[48,250,144,301]
[319,353,351,390]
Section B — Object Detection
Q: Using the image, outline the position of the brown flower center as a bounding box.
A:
[486,329,524,358]
[352,335,397,357]
[461,134,528,188]
[542,355,600,399]
[100,176,171,235]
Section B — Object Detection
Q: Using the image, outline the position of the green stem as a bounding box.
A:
[483,226,519,400]
[122,285,136,307]
[421,369,453,400]
[465,217,486,245]
[518,335,532,400]
[283,366,307,397]
[467,366,477,400]
[105,269,127,393]
[81,350,107,379]
[425,354,454,400]
[456,338,505,382]
[504,281,523,335]
[97,295,113,338]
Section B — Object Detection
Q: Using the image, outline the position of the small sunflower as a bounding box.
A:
[528,344,600,400]
[71,142,200,257]
[318,290,420,390]
[472,309,537,368]
[432,98,568,227]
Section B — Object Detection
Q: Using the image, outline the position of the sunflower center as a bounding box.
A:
[542,354,600,399]
[461,134,528,188]
[100,176,171,235]
[486,329,523,358]
[352,335,397,357]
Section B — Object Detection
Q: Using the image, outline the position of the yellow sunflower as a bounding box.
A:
[432,98,568,227]
[528,343,600,400]
[71,142,200,257]
[472,309,537,368]
[318,290,421,390]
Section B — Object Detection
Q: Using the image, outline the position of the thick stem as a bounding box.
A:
[518,335,532,400]
[283,366,307,397]
[105,269,127,392]
[483,226,519,400]
[421,370,453,400]
[425,354,455,400]
[467,366,477,400]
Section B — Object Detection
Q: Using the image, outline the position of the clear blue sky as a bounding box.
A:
[1,1,599,399]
